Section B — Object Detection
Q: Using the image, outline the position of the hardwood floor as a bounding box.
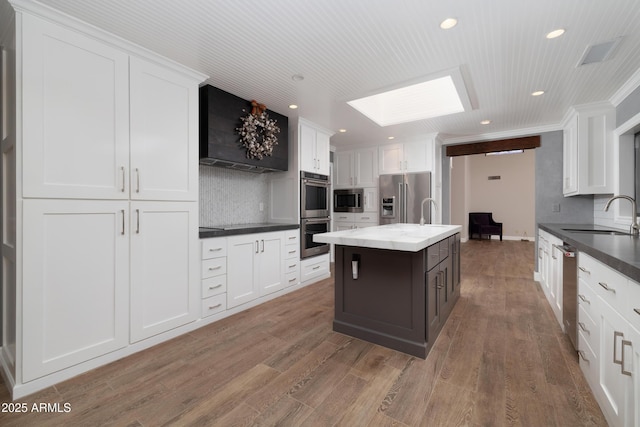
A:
[0,240,608,426]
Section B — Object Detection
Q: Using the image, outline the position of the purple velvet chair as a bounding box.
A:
[469,212,503,241]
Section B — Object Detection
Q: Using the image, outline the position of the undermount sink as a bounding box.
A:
[562,228,629,236]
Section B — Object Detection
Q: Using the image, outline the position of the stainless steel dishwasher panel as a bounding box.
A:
[558,244,577,351]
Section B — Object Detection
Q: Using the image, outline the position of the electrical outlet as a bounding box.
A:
[552,203,560,212]
[259,202,264,212]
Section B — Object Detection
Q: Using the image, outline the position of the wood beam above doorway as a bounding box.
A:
[445,135,540,157]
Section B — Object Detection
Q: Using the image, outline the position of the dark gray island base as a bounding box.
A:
[333,233,460,358]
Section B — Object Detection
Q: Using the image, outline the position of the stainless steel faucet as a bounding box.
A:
[604,195,639,236]
[420,198,438,226]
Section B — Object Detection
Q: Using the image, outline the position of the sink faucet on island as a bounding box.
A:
[604,194,639,237]
[314,223,461,358]
[420,198,438,226]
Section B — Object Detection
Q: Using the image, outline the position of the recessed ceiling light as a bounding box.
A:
[480,119,491,125]
[347,69,472,127]
[531,90,545,96]
[288,104,298,109]
[291,74,304,82]
[440,18,458,30]
[338,129,347,133]
[546,29,565,39]
[387,136,395,140]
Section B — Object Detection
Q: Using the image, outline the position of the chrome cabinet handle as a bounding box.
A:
[288,264,297,268]
[621,340,632,376]
[255,240,259,254]
[209,247,222,252]
[578,350,589,363]
[613,331,624,365]
[634,308,640,316]
[598,282,615,293]
[208,266,222,271]
[578,294,590,304]
[578,322,589,334]
[289,277,297,283]
[313,265,320,270]
[120,166,126,192]
[209,284,222,290]
[261,239,265,252]
[135,168,140,193]
[136,209,140,234]
[288,236,296,240]
[121,209,125,235]
[288,250,296,254]
[208,303,222,310]
[578,266,590,274]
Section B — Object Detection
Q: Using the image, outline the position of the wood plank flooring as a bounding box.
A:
[0,240,608,426]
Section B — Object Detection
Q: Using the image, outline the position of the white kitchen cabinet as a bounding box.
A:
[227,231,285,308]
[201,237,227,317]
[22,200,129,382]
[130,202,199,342]
[334,148,378,189]
[537,229,551,296]
[378,139,433,175]
[300,121,331,176]
[21,13,130,200]
[129,57,199,201]
[549,234,564,328]
[362,187,378,213]
[333,211,378,230]
[577,252,637,427]
[300,253,330,285]
[284,229,300,287]
[563,103,615,196]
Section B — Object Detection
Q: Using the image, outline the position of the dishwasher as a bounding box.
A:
[557,243,577,350]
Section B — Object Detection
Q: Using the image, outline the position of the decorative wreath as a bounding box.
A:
[237,100,280,160]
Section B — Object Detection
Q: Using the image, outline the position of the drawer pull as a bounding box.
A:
[613,331,624,365]
[578,350,589,363]
[578,266,590,274]
[598,282,615,293]
[621,340,632,376]
[288,250,296,254]
[289,264,297,268]
[209,248,222,252]
[208,303,222,310]
[361,217,370,220]
[288,236,296,240]
[578,322,589,334]
[288,277,297,282]
[634,308,640,316]
[578,294,590,304]
[209,266,222,271]
[313,266,321,270]
[209,284,222,290]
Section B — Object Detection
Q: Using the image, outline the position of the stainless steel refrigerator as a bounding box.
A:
[379,172,432,224]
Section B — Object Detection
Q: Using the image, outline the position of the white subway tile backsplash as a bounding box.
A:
[199,166,269,226]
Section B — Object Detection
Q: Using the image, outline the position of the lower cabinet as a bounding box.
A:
[537,229,563,329]
[22,200,129,382]
[227,231,285,308]
[129,202,199,342]
[426,235,458,343]
[577,252,638,427]
[201,237,227,317]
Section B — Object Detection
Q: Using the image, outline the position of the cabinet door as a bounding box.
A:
[403,140,430,172]
[362,187,378,213]
[379,144,403,175]
[576,108,614,195]
[130,58,199,201]
[23,200,129,381]
[22,14,129,199]
[629,326,640,427]
[596,299,634,427]
[227,235,260,308]
[315,131,331,176]
[334,151,354,188]
[130,202,199,342]
[549,237,564,327]
[426,268,440,343]
[334,221,354,231]
[258,233,285,295]
[563,116,578,195]
[300,123,318,173]
[354,148,378,187]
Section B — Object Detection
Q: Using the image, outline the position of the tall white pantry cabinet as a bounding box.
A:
[0,1,207,398]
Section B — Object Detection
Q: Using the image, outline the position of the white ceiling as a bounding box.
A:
[30,0,640,148]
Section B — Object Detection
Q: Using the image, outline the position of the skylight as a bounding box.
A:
[347,69,472,127]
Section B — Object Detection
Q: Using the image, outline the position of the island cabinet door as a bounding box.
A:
[426,269,440,343]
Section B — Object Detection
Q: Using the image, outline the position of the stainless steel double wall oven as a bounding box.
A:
[300,171,330,258]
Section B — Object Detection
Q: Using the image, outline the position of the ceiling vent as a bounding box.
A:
[577,38,622,67]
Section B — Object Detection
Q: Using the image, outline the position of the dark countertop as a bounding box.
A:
[539,223,640,283]
[199,223,299,238]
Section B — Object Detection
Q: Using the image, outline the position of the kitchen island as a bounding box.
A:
[314,223,462,358]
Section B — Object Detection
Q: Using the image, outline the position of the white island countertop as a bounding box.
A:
[314,223,462,252]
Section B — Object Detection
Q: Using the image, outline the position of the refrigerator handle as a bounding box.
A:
[404,182,409,223]
[398,182,404,223]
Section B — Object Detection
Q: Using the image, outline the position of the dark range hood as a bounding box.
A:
[199,85,289,172]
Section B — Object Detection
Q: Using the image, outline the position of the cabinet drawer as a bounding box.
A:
[577,330,598,389]
[578,304,599,356]
[301,258,329,282]
[626,281,640,331]
[285,259,300,275]
[201,257,226,279]
[426,243,441,271]
[333,212,355,222]
[285,271,299,287]
[202,238,227,259]
[355,214,376,223]
[439,239,449,260]
[589,260,628,310]
[284,229,299,246]
[202,275,227,298]
[201,293,226,318]
[285,246,299,259]
[578,277,598,320]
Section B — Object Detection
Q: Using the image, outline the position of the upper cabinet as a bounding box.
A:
[21,14,199,201]
[334,147,378,189]
[300,120,331,176]
[563,103,615,196]
[379,139,434,175]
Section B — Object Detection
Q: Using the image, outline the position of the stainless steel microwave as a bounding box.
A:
[334,188,364,213]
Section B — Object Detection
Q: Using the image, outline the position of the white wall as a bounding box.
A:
[452,149,536,240]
